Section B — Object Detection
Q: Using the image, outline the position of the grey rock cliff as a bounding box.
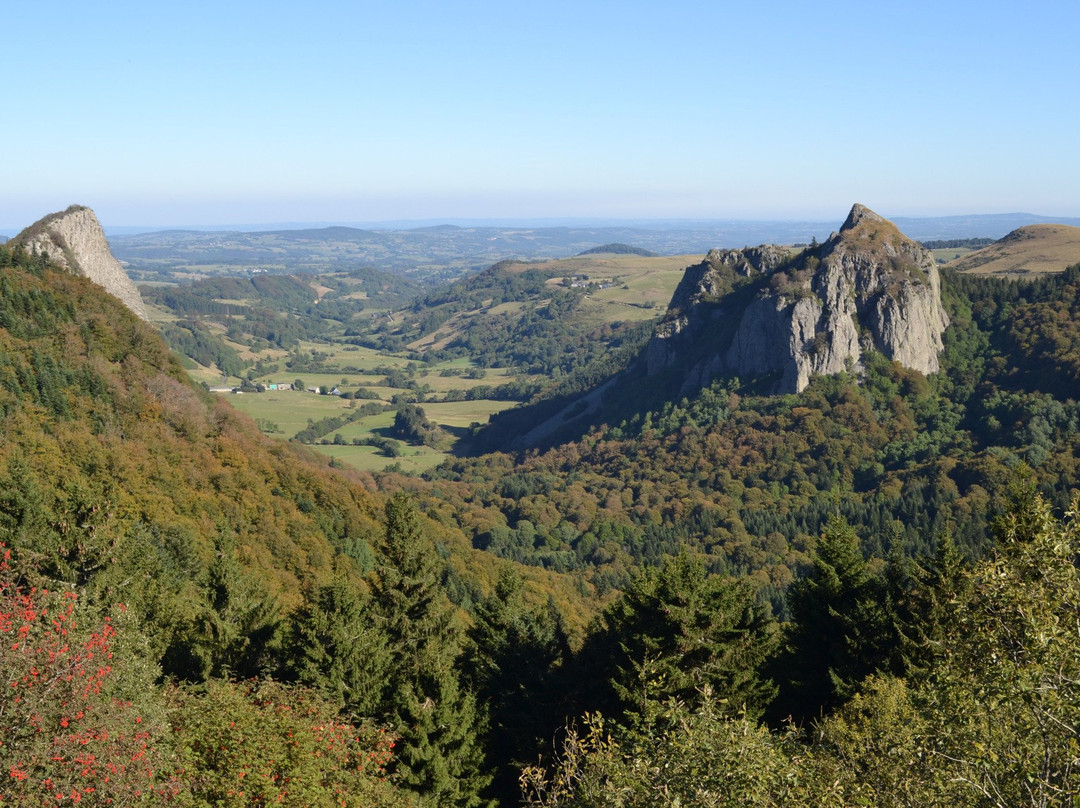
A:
[647,203,950,394]
[11,205,148,320]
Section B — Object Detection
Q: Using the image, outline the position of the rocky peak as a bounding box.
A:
[840,202,885,231]
[11,205,148,320]
[662,244,793,319]
[647,204,950,394]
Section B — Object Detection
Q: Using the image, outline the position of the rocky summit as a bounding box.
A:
[10,205,148,320]
[646,203,949,394]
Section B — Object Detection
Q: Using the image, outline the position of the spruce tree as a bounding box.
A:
[285,573,391,717]
[466,566,571,804]
[164,529,280,681]
[881,529,970,680]
[774,516,892,722]
[371,493,491,807]
[573,553,778,725]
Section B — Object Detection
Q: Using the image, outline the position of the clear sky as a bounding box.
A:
[3,0,1078,229]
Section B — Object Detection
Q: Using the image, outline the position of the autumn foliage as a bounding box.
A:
[0,544,167,805]
[0,543,411,806]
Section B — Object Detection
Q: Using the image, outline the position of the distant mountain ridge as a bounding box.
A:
[98,211,1080,237]
[894,212,1080,241]
[107,212,1080,283]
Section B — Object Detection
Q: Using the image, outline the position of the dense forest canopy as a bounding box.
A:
[4,233,1080,805]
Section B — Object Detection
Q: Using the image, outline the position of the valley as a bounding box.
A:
[4,204,1080,806]
[137,250,699,472]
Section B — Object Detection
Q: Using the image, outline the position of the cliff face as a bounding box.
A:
[11,205,148,320]
[647,204,949,394]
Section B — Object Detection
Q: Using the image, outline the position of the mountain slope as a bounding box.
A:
[0,226,594,636]
[11,204,148,319]
[484,204,950,449]
[948,223,1080,275]
[0,239,382,619]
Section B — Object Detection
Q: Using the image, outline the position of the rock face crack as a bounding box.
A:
[647,203,949,394]
[12,205,148,321]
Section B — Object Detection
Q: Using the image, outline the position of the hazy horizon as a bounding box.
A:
[5,209,1080,244]
[3,1,1078,231]
[11,200,1080,238]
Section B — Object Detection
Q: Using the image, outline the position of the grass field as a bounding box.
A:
[931,247,976,265]
[217,345,528,474]
[420,400,518,427]
[307,442,450,474]
[224,389,355,435]
[947,224,1080,275]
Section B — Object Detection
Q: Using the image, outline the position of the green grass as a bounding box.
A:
[932,247,975,265]
[214,350,527,476]
[421,400,518,427]
[290,341,396,371]
[328,410,397,441]
[307,442,449,474]
[225,390,355,436]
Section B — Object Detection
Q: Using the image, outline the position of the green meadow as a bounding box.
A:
[307,442,450,474]
[220,340,528,473]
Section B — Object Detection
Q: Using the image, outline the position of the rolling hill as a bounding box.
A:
[108,212,1080,287]
[948,223,1080,275]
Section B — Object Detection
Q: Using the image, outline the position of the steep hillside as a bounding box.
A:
[11,205,148,319]
[0,238,382,632]
[0,218,594,807]
[948,223,1080,275]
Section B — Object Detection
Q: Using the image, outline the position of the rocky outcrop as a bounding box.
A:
[646,204,950,394]
[11,205,148,320]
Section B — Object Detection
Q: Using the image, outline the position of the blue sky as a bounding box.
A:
[3,0,1078,229]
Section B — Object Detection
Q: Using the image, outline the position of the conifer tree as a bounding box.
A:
[775,516,892,722]
[466,566,571,804]
[574,553,778,725]
[285,573,391,717]
[164,530,280,681]
[371,493,491,807]
[882,528,970,680]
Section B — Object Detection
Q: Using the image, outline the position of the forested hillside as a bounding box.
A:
[403,262,1080,600]
[142,267,419,370]
[5,228,1080,805]
[0,242,545,806]
[361,260,658,382]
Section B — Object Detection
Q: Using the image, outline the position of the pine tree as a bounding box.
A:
[574,553,778,725]
[174,530,280,680]
[285,573,391,718]
[774,516,893,722]
[466,566,571,804]
[371,493,492,807]
[882,528,970,680]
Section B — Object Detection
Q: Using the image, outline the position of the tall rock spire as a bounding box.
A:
[647,203,950,394]
[11,205,148,321]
